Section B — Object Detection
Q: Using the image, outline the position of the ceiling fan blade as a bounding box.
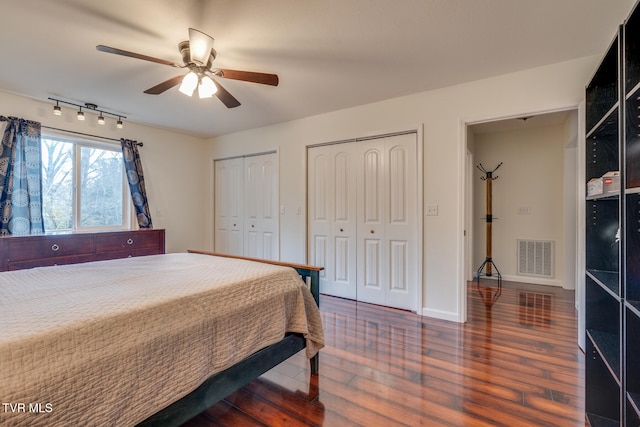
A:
[217,69,279,86]
[96,45,182,68]
[213,80,241,108]
[144,75,185,95]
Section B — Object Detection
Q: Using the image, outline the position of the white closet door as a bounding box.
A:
[356,140,387,306]
[308,145,357,299]
[244,153,279,260]
[356,134,417,309]
[383,133,418,310]
[308,133,418,311]
[214,157,244,256]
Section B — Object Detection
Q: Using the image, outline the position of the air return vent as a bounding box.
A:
[517,239,554,278]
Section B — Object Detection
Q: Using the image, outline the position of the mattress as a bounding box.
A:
[0,253,324,426]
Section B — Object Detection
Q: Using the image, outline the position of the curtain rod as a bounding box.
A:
[41,125,143,146]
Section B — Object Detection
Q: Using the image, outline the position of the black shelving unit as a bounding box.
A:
[586,1,640,425]
[626,2,640,425]
[625,3,640,424]
[585,26,623,426]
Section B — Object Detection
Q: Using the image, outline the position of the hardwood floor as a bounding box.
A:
[181,281,584,426]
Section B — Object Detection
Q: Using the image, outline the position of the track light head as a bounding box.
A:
[77,108,85,121]
[97,114,105,125]
[53,102,62,116]
[116,117,123,129]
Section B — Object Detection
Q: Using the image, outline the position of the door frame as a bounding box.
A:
[460,107,583,329]
[305,127,424,312]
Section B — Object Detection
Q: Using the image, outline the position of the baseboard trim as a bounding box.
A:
[475,274,563,287]
[421,307,462,323]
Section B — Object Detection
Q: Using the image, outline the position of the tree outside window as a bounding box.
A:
[41,137,130,232]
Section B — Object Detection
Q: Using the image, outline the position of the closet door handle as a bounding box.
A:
[51,244,60,252]
[340,228,344,232]
[127,239,134,245]
[370,230,375,234]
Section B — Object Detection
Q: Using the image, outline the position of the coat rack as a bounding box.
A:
[476,162,503,299]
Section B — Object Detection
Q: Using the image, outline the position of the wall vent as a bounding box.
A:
[517,239,554,278]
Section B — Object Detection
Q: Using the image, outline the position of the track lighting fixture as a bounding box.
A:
[49,97,126,129]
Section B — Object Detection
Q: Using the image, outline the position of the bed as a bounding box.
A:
[0,250,324,427]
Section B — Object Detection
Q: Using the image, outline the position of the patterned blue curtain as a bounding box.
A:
[0,116,44,235]
[120,138,152,229]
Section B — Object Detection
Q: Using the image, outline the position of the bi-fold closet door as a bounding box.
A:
[214,152,279,260]
[308,133,418,311]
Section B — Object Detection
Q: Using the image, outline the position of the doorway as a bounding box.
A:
[465,110,579,292]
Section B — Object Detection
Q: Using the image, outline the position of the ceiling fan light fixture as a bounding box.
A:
[188,28,214,65]
[198,76,217,98]
[179,71,199,96]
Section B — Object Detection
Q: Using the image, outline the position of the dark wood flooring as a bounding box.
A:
[181,281,584,426]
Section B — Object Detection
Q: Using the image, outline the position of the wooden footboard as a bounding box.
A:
[136,251,324,427]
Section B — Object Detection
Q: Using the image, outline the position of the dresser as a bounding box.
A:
[0,229,165,271]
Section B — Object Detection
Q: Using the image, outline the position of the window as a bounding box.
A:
[41,136,131,232]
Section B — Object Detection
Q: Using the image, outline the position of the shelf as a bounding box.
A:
[627,192,640,304]
[627,300,640,317]
[586,107,620,182]
[586,193,620,201]
[628,81,640,100]
[629,392,640,418]
[585,196,620,275]
[586,412,620,427]
[587,329,621,383]
[587,270,621,298]
[626,1,640,94]
[626,93,640,188]
[626,306,640,412]
[626,186,640,195]
[586,33,620,132]
[585,412,620,427]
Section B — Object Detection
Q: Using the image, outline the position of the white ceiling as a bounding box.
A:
[0,0,635,138]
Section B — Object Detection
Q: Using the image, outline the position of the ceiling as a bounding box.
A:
[0,0,635,138]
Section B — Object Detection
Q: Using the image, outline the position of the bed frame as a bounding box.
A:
[136,250,323,427]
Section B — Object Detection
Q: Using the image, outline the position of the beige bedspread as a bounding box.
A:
[0,253,324,426]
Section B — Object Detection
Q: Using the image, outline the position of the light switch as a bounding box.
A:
[517,206,531,215]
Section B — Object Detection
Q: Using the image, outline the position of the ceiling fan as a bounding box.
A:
[96,28,279,108]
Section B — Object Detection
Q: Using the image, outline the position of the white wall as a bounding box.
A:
[0,91,208,253]
[206,55,599,322]
[471,123,567,287]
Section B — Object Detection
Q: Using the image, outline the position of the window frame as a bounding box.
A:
[41,133,133,233]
